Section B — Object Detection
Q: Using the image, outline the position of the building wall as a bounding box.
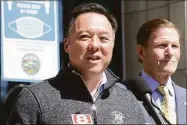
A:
[122,0,187,88]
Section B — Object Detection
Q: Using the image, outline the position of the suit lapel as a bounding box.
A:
[173,83,187,124]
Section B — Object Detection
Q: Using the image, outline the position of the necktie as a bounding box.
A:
[157,85,177,124]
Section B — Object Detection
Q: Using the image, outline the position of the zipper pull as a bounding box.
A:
[92,104,97,124]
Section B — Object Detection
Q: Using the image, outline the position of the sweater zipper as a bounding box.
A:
[71,70,118,124]
[72,70,98,124]
[92,103,97,124]
[91,81,118,125]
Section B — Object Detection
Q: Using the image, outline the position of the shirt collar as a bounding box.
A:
[67,62,108,98]
[101,72,108,87]
[93,72,108,93]
[68,63,108,86]
[91,73,108,100]
[141,70,174,96]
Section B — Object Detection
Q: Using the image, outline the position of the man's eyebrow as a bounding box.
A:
[76,30,90,34]
[76,30,112,35]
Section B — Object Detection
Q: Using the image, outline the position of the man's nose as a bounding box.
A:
[165,45,173,56]
[88,37,100,52]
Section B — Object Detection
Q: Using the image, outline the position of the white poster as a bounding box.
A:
[1,1,60,82]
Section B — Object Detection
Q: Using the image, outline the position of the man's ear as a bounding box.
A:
[63,38,69,54]
[136,45,145,61]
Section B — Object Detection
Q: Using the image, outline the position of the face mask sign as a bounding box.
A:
[8,16,51,39]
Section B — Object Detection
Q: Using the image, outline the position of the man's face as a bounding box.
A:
[141,27,180,77]
[64,12,115,75]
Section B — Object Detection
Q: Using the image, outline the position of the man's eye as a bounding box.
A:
[158,44,167,48]
[100,36,109,42]
[172,45,179,48]
[79,35,89,39]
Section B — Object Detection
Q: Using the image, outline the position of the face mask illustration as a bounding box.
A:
[9,16,51,39]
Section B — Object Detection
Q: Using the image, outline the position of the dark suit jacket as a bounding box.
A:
[173,83,187,124]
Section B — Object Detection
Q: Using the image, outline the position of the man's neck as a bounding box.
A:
[82,73,103,93]
[153,74,169,85]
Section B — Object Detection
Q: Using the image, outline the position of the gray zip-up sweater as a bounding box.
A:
[7,67,149,124]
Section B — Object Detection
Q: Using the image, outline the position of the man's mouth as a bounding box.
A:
[160,60,175,63]
[87,56,100,60]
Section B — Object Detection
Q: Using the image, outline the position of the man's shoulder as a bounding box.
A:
[113,82,141,99]
[113,82,137,95]
[25,79,56,95]
[28,80,50,89]
[114,82,128,90]
[18,79,60,105]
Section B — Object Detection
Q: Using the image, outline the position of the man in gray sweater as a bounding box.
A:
[7,3,153,124]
